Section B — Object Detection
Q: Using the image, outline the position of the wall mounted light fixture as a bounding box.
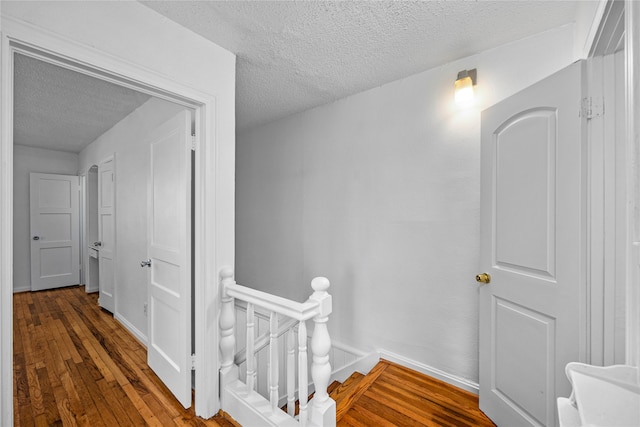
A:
[454,69,477,108]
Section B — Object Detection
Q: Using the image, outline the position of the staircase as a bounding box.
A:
[331,360,495,427]
[218,268,495,427]
[275,360,495,427]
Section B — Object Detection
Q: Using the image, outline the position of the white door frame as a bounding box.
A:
[625,0,640,370]
[0,17,222,423]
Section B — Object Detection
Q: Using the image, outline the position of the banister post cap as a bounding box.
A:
[311,277,332,316]
[311,277,330,292]
[220,266,234,280]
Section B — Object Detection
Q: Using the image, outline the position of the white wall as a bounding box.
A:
[236,25,577,385]
[13,145,78,292]
[79,97,187,341]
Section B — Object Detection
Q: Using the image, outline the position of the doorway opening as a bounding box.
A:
[2,28,218,420]
[12,48,198,402]
[84,165,98,293]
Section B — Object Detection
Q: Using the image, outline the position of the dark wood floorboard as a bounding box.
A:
[13,286,237,427]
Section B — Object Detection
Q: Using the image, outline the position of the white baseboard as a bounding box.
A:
[13,285,31,293]
[378,349,479,394]
[327,344,479,394]
[114,313,148,347]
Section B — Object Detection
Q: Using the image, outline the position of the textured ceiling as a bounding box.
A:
[142,0,586,131]
[14,54,151,153]
[12,1,590,148]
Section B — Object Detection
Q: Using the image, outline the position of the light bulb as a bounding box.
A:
[454,76,475,108]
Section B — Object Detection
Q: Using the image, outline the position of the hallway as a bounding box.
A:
[13,286,236,426]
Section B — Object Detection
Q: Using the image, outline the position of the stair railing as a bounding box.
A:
[219,267,336,427]
[232,306,297,366]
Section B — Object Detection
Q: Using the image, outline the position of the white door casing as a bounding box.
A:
[479,61,585,427]
[29,173,80,291]
[146,110,192,408]
[98,156,115,313]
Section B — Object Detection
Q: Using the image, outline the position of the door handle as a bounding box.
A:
[32,236,40,241]
[140,259,152,268]
[476,273,491,284]
[94,241,102,247]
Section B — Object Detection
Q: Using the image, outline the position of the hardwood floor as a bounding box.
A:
[283,360,495,426]
[15,286,494,427]
[13,286,237,427]
[335,360,496,427]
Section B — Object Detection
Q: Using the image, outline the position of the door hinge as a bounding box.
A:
[191,135,196,151]
[191,353,196,371]
[580,97,604,119]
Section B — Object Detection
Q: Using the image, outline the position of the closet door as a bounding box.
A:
[30,173,80,291]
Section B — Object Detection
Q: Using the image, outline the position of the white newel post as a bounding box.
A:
[309,277,336,427]
[219,268,238,391]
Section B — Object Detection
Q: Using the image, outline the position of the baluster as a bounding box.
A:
[219,268,235,370]
[298,320,308,426]
[286,327,296,417]
[309,277,335,427]
[246,303,256,393]
[269,311,279,412]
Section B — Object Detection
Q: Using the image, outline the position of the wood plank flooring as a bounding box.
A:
[15,286,494,427]
[13,286,237,427]
[336,360,496,427]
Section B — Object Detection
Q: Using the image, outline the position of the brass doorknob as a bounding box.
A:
[476,273,491,284]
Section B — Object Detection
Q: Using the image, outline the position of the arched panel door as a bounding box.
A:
[479,61,585,427]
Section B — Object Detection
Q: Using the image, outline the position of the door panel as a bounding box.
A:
[495,109,556,278]
[480,61,585,427]
[146,110,192,408]
[493,298,556,425]
[30,173,79,291]
[98,157,115,312]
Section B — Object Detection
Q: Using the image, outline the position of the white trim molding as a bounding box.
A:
[583,0,616,58]
[115,313,148,347]
[378,349,480,394]
[625,0,640,372]
[12,285,30,294]
[0,12,14,427]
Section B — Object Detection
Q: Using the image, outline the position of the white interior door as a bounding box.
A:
[145,110,192,408]
[479,61,585,427]
[29,173,80,291]
[98,156,115,312]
